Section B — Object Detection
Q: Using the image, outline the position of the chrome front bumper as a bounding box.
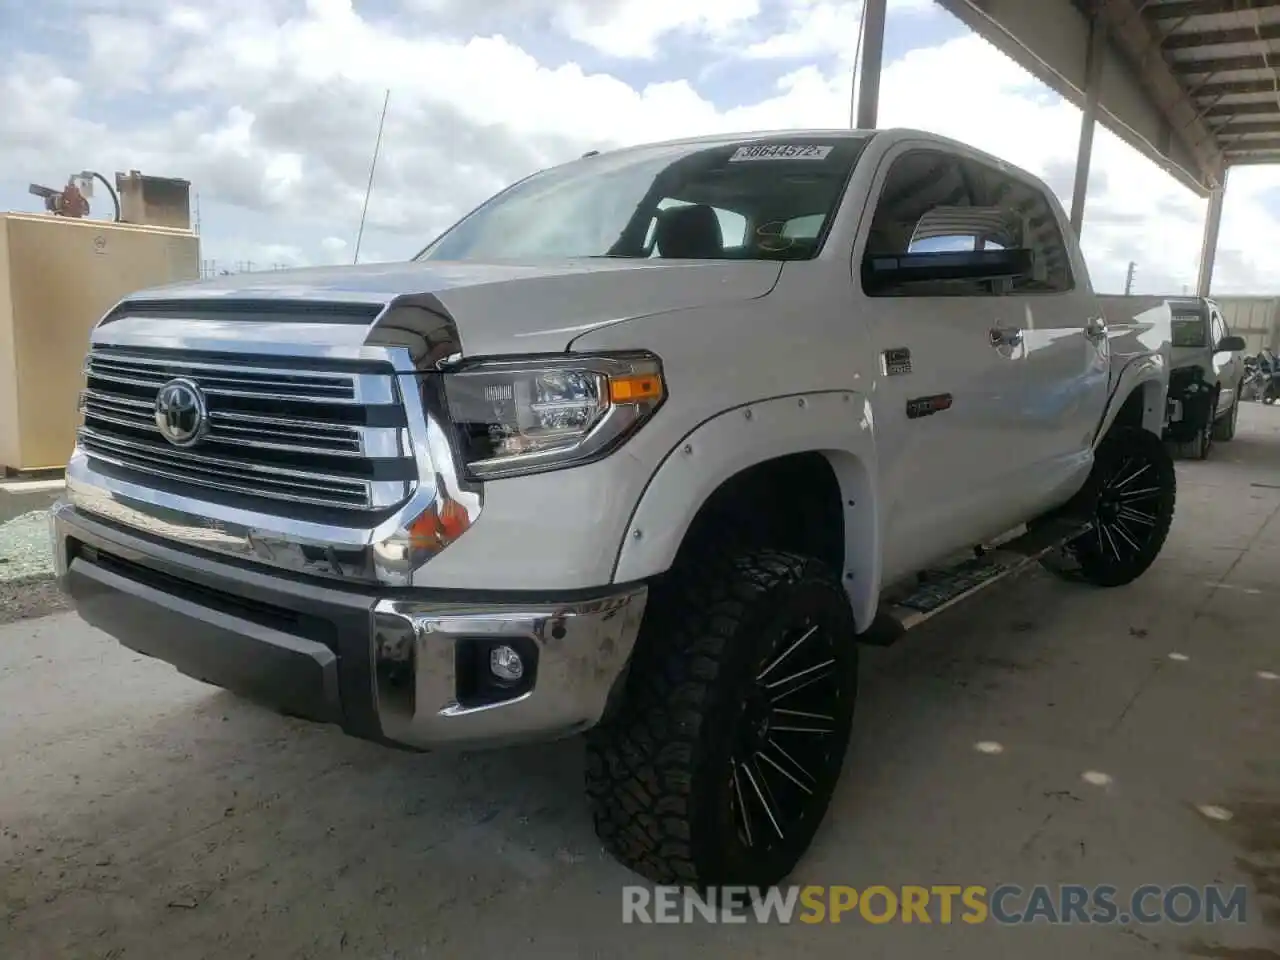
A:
[371,592,646,748]
[52,502,648,750]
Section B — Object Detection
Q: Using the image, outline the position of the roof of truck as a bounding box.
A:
[584,127,970,153]
[576,128,1055,186]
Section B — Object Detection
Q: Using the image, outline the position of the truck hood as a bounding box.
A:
[114,259,784,358]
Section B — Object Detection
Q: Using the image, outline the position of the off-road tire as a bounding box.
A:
[1068,426,1176,588]
[585,549,857,888]
[1211,396,1238,442]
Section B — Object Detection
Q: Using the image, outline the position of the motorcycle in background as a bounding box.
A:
[1243,349,1280,404]
[1242,355,1265,401]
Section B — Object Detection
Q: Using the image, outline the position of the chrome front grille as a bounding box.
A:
[79,346,415,512]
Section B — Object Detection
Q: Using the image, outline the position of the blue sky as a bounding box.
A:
[4,0,1279,293]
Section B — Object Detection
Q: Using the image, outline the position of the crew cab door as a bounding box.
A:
[855,144,1048,583]
[1006,185,1109,489]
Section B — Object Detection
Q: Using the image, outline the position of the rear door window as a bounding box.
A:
[862,148,1073,297]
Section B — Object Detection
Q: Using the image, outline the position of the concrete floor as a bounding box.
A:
[2,408,1279,960]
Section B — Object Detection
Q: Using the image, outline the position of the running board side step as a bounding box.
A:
[857,518,1092,647]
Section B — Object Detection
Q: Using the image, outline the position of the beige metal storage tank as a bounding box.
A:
[0,213,200,474]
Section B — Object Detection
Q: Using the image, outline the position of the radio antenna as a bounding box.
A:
[354,88,390,265]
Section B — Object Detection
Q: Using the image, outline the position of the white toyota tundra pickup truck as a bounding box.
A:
[51,128,1177,889]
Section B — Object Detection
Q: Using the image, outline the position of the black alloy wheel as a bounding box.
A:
[729,611,849,863]
[586,550,857,888]
[1070,426,1176,587]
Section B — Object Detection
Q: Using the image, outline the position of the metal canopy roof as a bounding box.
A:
[1146,0,1280,168]
[936,0,1280,197]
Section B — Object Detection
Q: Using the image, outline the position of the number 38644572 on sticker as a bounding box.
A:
[728,144,834,162]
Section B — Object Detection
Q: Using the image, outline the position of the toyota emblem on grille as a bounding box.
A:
[154,378,208,447]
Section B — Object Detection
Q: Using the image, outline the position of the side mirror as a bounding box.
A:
[1217,335,1247,353]
[862,248,1034,293]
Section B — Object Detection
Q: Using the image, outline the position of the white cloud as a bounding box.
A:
[164,6,212,33]
[251,243,308,268]
[7,0,1280,293]
[407,0,761,59]
[83,15,157,90]
[558,0,762,59]
[744,2,865,60]
[319,236,351,265]
[744,0,945,62]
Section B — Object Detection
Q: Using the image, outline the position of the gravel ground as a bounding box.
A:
[0,509,55,581]
[0,501,65,625]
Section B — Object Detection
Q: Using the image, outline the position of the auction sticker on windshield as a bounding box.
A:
[729,144,834,162]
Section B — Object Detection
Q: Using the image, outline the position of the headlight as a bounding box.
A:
[439,352,665,479]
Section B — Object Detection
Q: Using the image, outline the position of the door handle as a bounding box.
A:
[1084,316,1107,341]
[989,326,1024,348]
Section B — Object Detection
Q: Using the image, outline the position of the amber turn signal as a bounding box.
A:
[609,372,665,404]
[407,496,472,550]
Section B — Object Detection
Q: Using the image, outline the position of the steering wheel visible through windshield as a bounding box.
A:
[415,135,872,263]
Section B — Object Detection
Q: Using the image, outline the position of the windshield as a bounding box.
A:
[1171,311,1207,348]
[415,135,872,263]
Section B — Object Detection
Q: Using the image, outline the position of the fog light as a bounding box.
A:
[489,645,524,683]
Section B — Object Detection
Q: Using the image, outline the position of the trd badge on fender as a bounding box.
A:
[906,393,953,420]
